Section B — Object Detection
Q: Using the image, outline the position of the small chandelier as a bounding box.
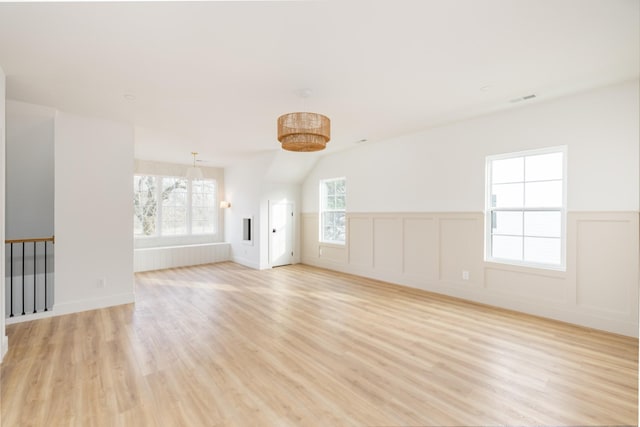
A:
[277,89,330,152]
[185,151,203,180]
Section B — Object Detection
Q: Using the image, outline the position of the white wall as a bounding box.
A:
[0,66,7,360]
[53,112,134,315]
[5,100,55,239]
[224,153,269,269]
[301,80,639,336]
[4,101,55,320]
[303,81,639,213]
[224,151,302,269]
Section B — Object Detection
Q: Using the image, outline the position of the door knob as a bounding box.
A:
[272,229,276,233]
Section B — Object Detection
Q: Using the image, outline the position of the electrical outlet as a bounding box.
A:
[462,270,469,281]
[97,278,106,288]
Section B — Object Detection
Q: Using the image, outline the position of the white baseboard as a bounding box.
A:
[231,256,261,270]
[302,257,638,337]
[5,292,135,325]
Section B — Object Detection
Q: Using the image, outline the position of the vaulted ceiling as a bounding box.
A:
[0,0,637,167]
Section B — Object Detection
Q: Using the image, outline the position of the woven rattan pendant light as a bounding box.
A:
[277,89,330,152]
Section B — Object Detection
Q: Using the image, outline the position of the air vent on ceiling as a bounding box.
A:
[510,94,537,103]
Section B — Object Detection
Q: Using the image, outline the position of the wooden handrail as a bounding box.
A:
[5,236,55,244]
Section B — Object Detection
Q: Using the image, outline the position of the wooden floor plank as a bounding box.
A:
[2,262,638,426]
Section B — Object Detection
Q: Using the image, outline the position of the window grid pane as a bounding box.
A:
[492,235,523,261]
[524,211,561,238]
[492,211,523,236]
[492,157,524,184]
[191,179,217,234]
[524,180,562,208]
[161,177,188,235]
[491,183,524,208]
[525,152,563,181]
[524,237,561,265]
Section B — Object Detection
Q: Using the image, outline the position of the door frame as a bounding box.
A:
[268,200,295,267]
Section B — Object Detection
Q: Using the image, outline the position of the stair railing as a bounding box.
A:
[5,236,55,317]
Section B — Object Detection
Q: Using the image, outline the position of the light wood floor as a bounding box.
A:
[1,262,637,426]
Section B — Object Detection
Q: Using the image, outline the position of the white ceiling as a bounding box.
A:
[0,0,638,167]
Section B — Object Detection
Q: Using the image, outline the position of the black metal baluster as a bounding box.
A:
[10,243,14,317]
[44,241,48,311]
[33,241,37,313]
[21,242,25,316]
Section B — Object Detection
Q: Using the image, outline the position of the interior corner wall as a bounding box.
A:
[54,111,134,315]
[0,66,7,361]
[5,100,55,240]
[224,153,272,269]
[301,80,639,337]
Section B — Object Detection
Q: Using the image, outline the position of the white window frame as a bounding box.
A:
[319,177,346,245]
[134,174,218,238]
[485,146,567,271]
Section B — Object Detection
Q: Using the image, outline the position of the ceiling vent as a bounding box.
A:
[510,94,537,103]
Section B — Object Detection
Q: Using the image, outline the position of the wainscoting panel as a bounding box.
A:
[575,213,638,315]
[300,211,639,336]
[484,267,566,303]
[348,216,373,268]
[438,215,483,286]
[373,217,402,274]
[301,214,319,259]
[402,217,438,281]
[134,243,230,272]
[319,245,348,264]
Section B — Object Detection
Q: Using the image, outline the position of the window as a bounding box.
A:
[161,177,188,235]
[191,179,217,234]
[134,175,218,237]
[485,147,566,269]
[320,177,346,244]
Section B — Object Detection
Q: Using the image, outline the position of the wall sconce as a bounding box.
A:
[220,201,231,209]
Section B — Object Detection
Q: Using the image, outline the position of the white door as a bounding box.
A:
[269,201,294,267]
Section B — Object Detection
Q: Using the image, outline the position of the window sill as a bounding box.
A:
[484,259,567,277]
[319,241,346,248]
[134,233,220,249]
